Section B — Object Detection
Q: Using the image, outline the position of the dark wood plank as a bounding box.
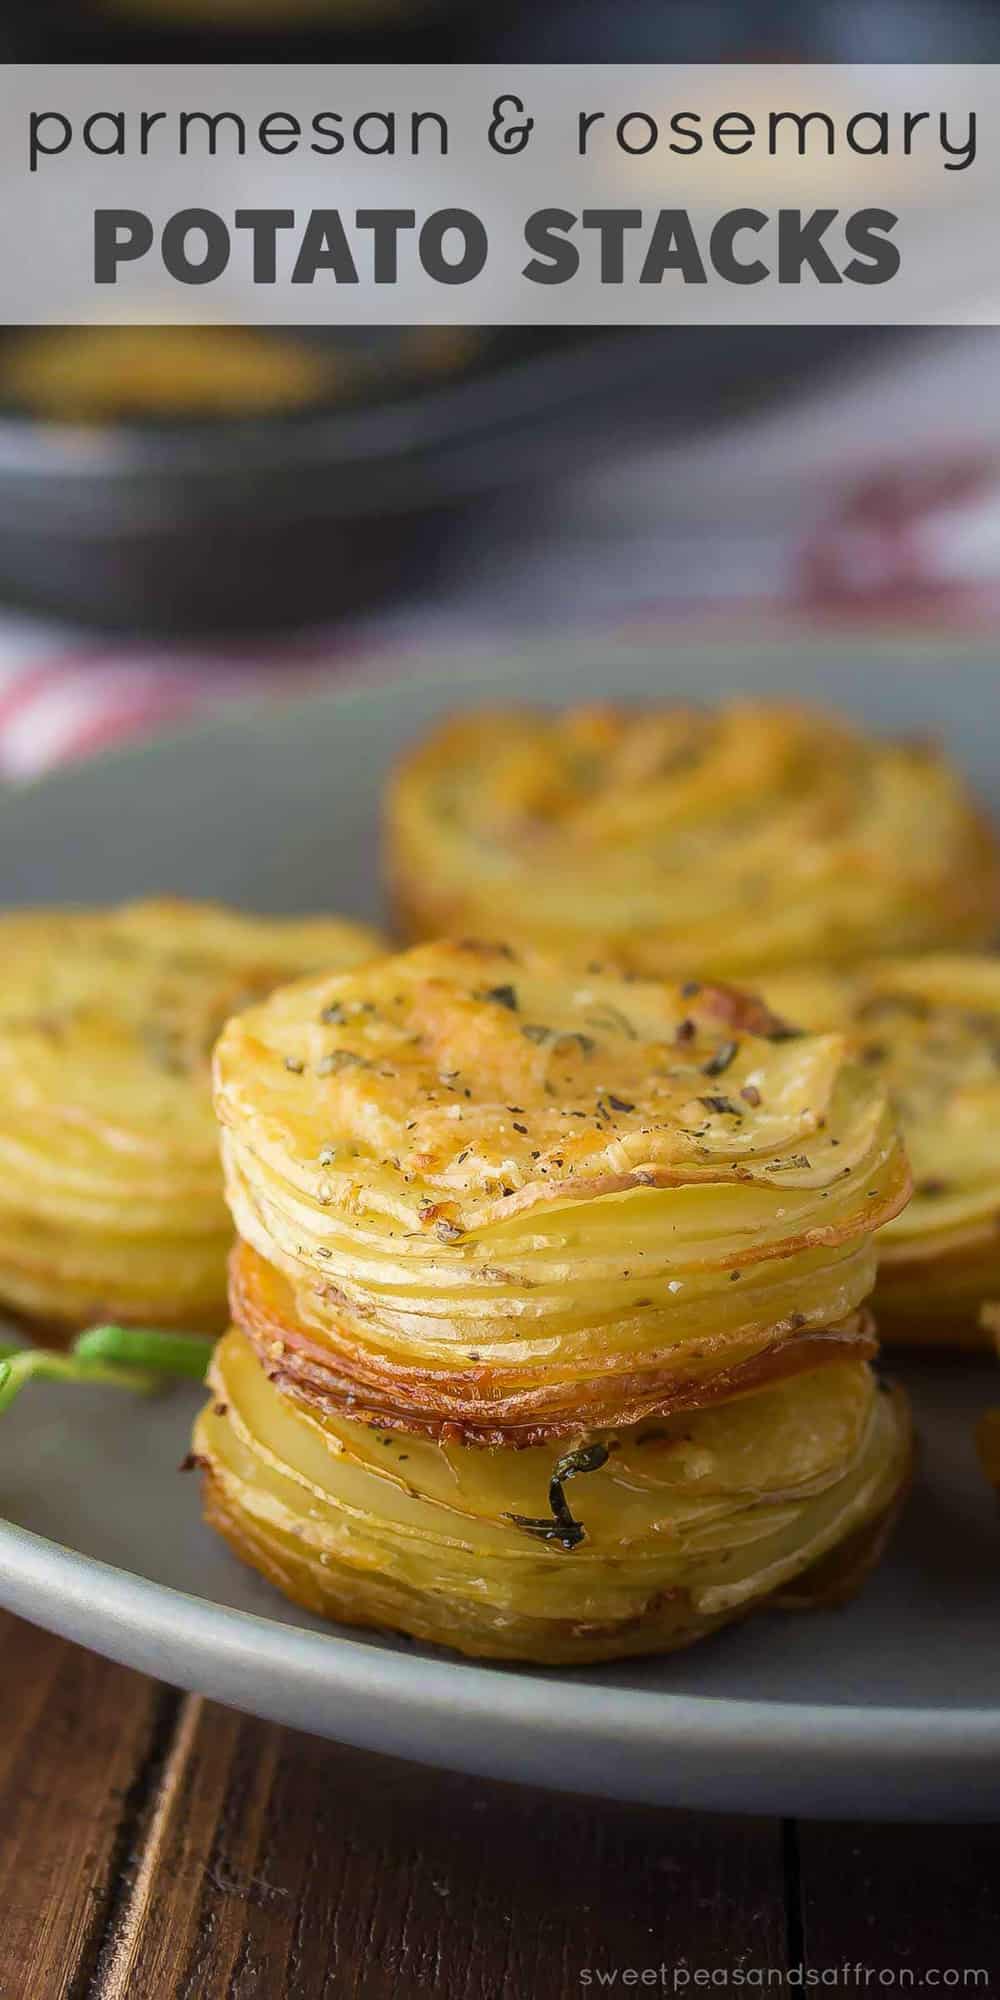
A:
[0,1612,181,2000]
[796,1821,1000,1988]
[92,1695,790,2000]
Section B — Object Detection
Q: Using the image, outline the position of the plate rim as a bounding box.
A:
[3,1511,999,1739]
[4,620,1000,808]
[2,1512,998,1821]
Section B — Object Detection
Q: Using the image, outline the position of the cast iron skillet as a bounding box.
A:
[3,0,483,61]
[0,4,917,634]
[0,326,882,634]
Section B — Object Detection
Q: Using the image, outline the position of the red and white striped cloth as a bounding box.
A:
[4,330,1000,780]
[0,627,378,778]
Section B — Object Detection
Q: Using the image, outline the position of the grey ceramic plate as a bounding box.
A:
[1,632,999,1822]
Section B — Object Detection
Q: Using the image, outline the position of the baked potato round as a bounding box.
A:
[194,1328,911,1664]
[386,702,999,979]
[764,956,1000,1347]
[214,939,909,1439]
[0,898,382,1334]
[0,327,337,423]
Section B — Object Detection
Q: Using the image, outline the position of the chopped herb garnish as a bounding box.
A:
[522,1025,596,1055]
[699,1094,743,1117]
[316,1049,367,1076]
[605,1093,635,1114]
[506,1440,610,1551]
[482,984,519,1012]
[702,1040,738,1078]
[319,1002,347,1025]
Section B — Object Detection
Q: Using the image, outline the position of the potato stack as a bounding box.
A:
[764,956,1000,1349]
[0,899,381,1335]
[196,938,913,1664]
[387,702,1000,979]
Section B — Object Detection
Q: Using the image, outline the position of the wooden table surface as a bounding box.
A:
[1,1611,997,2000]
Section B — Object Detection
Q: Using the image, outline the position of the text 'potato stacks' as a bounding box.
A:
[197,939,913,1664]
[0,899,382,1335]
[386,702,1000,979]
[765,956,1000,1349]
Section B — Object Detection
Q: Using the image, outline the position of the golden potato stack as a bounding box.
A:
[763,957,1000,1349]
[0,898,381,1335]
[387,702,1000,979]
[196,938,913,1664]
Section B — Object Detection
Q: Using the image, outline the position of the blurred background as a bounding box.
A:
[0,1,999,774]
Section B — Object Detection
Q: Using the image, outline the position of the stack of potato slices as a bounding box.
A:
[196,939,912,1664]
[765,957,1000,1348]
[0,899,382,1334]
[387,703,1000,979]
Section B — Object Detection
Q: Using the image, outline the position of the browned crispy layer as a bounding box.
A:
[230,1238,877,1446]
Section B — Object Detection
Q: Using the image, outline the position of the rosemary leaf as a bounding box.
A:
[506,1439,611,1552]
